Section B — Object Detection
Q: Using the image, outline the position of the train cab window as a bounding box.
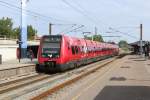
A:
[42,36,62,58]
[71,46,75,55]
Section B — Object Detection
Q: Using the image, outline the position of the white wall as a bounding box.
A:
[0,47,17,62]
[0,40,39,62]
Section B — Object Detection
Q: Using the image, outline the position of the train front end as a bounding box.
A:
[36,35,62,72]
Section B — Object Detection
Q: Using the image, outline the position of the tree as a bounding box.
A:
[0,17,13,38]
[84,35,92,40]
[118,40,128,48]
[93,35,103,42]
[27,25,37,40]
[12,27,21,39]
[0,17,38,40]
[13,25,37,40]
[84,34,103,42]
[118,40,129,51]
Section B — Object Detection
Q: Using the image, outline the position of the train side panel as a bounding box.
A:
[36,35,119,73]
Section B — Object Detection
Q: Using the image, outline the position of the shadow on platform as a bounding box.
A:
[110,76,150,82]
[110,77,126,81]
[94,86,150,100]
[128,57,142,60]
[120,66,131,68]
[133,59,146,61]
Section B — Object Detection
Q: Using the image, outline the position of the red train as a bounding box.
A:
[36,35,119,72]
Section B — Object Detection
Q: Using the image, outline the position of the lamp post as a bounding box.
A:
[140,24,143,55]
[20,0,28,58]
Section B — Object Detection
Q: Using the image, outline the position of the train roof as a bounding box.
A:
[41,35,118,47]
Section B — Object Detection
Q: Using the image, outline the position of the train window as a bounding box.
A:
[67,42,70,50]
[42,42,61,58]
[71,46,75,55]
[94,47,96,52]
[78,46,80,54]
[78,46,81,54]
[75,46,79,54]
[79,46,82,53]
[102,48,106,51]
[81,46,84,53]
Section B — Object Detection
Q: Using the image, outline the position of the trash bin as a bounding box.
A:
[0,54,2,64]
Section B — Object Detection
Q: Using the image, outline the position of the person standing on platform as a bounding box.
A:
[146,42,149,58]
[144,42,149,59]
[144,44,146,57]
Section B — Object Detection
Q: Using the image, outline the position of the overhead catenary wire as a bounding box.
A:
[112,26,139,29]
[0,3,21,15]
[0,0,81,34]
[5,0,17,4]
[69,0,107,27]
[101,36,121,37]
[0,0,139,39]
[58,24,77,34]
[61,0,107,36]
[61,0,103,26]
[62,0,138,39]
[65,25,85,34]
[0,2,53,25]
[69,0,107,34]
[0,0,75,24]
[109,27,138,39]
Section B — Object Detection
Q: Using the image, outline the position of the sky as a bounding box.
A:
[0,0,150,43]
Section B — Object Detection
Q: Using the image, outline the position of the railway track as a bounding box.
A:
[0,54,126,99]
[31,54,126,100]
[0,74,51,94]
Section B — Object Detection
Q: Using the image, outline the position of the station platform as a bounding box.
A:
[0,58,37,70]
[94,55,150,100]
[0,59,37,80]
[59,55,150,100]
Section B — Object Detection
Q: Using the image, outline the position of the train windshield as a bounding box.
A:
[42,36,62,58]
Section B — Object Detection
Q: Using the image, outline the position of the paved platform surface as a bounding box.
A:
[94,55,150,100]
[54,55,150,100]
[0,59,37,70]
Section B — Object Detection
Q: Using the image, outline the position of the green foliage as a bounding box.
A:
[118,40,129,51]
[0,17,37,40]
[0,17,13,38]
[12,27,20,39]
[118,40,128,48]
[84,35,92,40]
[84,34,103,42]
[27,25,37,40]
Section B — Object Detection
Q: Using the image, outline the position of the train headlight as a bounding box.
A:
[48,54,52,58]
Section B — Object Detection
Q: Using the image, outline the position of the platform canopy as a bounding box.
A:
[129,40,150,54]
[130,41,150,47]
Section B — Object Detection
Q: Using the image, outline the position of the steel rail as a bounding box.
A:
[0,74,51,94]
[31,54,126,100]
